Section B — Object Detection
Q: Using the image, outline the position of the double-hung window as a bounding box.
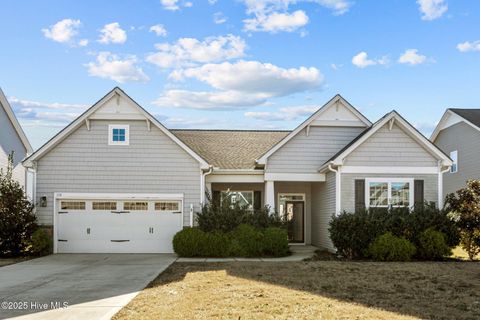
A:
[450,150,458,173]
[108,125,129,145]
[366,178,413,208]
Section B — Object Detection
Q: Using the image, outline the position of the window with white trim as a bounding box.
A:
[221,191,254,209]
[450,150,458,173]
[108,125,129,145]
[92,201,117,210]
[124,202,148,211]
[155,201,181,212]
[366,178,413,208]
[61,201,86,210]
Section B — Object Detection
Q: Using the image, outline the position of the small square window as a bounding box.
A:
[109,125,129,145]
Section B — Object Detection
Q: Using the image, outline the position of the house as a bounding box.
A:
[431,108,480,197]
[0,88,33,196]
[23,87,452,253]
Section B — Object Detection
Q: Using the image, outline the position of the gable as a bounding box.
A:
[344,122,438,167]
[309,99,369,127]
[431,109,480,142]
[0,88,32,154]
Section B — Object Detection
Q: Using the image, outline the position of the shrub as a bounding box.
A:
[368,233,416,261]
[203,232,231,257]
[0,153,37,257]
[230,224,264,257]
[417,228,451,260]
[446,180,480,260]
[27,229,53,256]
[263,227,289,257]
[172,227,207,257]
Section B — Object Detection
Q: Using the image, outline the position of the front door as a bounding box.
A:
[286,201,304,243]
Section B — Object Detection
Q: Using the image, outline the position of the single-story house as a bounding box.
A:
[23,87,452,253]
[431,108,480,197]
[0,87,33,196]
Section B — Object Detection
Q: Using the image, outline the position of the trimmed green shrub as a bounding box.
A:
[27,229,52,256]
[172,227,207,257]
[203,232,231,257]
[230,224,264,257]
[418,228,451,260]
[263,227,289,257]
[368,233,416,261]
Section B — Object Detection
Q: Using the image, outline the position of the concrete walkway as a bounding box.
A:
[0,254,176,320]
[176,245,318,262]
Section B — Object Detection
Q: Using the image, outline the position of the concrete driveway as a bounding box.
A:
[0,254,176,320]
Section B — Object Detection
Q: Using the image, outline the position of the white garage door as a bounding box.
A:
[55,193,183,253]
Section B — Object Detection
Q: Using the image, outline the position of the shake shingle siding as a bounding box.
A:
[266,126,364,173]
[35,120,201,226]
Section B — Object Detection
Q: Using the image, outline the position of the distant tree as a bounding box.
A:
[0,153,37,257]
[445,180,480,260]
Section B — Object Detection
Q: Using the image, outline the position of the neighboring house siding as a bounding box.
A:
[0,104,27,186]
[311,172,335,251]
[344,123,437,167]
[266,126,364,173]
[435,121,480,196]
[341,173,438,213]
[35,120,201,226]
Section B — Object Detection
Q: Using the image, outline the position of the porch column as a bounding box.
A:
[265,180,275,213]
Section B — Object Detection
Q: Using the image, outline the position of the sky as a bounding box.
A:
[1,0,480,149]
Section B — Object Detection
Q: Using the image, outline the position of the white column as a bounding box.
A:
[265,180,275,213]
[438,170,444,208]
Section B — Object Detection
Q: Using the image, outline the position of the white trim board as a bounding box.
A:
[23,87,210,169]
[256,95,371,165]
[341,166,439,174]
[206,174,265,183]
[264,173,326,182]
[54,192,184,200]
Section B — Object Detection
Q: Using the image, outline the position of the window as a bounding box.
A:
[108,125,129,145]
[155,201,180,212]
[92,201,117,210]
[366,178,413,208]
[221,191,254,209]
[123,202,148,211]
[278,194,305,219]
[450,150,458,173]
[61,201,85,210]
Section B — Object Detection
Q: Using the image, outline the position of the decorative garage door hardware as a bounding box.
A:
[111,210,130,214]
[58,239,68,242]
[58,211,68,214]
[110,240,130,242]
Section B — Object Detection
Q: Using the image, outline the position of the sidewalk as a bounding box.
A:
[176,245,318,262]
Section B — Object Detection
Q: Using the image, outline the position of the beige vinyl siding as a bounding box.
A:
[35,120,201,226]
[266,126,364,173]
[311,172,336,251]
[434,121,480,196]
[344,123,438,167]
[341,173,438,213]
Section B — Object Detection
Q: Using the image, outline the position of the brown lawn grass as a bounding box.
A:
[113,261,480,320]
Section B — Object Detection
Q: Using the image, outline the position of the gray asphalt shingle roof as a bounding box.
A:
[171,129,290,169]
[449,108,480,128]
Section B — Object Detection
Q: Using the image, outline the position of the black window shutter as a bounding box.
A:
[414,180,424,208]
[355,179,366,212]
[254,191,262,211]
[212,190,220,206]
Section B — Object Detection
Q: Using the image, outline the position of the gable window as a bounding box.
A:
[366,178,413,208]
[450,150,458,173]
[108,125,129,145]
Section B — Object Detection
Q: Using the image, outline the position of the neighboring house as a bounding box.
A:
[431,108,480,197]
[23,87,452,254]
[0,88,33,195]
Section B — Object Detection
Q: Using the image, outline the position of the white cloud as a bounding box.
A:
[241,0,352,33]
[417,0,448,21]
[208,0,218,4]
[245,105,318,121]
[98,22,127,44]
[351,51,387,68]
[161,0,179,10]
[398,49,428,65]
[150,24,168,36]
[146,35,246,68]
[244,10,309,33]
[213,12,228,24]
[155,60,323,109]
[457,40,480,52]
[42,19,81,43]
[8,97,87,111]
[78,39,89,46]
[85,52,149,83]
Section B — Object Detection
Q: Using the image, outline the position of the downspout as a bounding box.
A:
[438,160,450,208]
[327,162,341,215]
[196,166,214,226]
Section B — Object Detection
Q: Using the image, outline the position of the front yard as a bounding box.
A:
[113,260,479,320]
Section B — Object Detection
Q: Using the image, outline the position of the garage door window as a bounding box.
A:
[61,201,85,210]
[92,201,117,210]
[155,201,180,212]
[124,202,148,211]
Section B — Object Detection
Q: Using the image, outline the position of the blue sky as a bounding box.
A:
[1,0,480,149]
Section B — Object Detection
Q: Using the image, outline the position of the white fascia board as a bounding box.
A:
[54,192,184,200]
[431,109,480,141]
[256,95,371,165]
[206,174,265,183]
[211,169,264,175]
[264,173,326,182]
[341,166,439,174]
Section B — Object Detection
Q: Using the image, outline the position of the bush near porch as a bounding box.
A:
[329,204,460,260]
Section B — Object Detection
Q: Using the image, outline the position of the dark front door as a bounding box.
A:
[286,201,304,243]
